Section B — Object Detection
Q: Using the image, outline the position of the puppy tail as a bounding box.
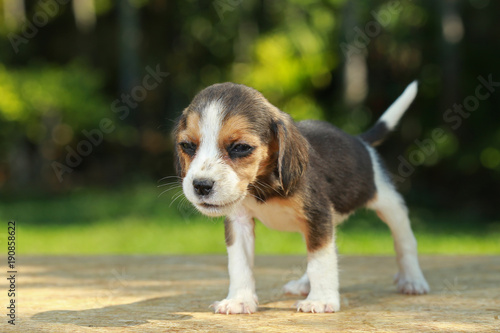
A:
[359,81,418,147]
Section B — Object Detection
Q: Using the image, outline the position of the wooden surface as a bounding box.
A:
[2,255,499,332]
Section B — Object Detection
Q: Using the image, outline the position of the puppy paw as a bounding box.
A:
[283,279,310,296]
[394,272,430,295]
[210,297,258,314]
[296,299,340,313]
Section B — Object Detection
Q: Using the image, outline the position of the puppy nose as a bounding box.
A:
[193,179,214,196]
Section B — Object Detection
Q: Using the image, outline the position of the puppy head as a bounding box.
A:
[173,82,308,216]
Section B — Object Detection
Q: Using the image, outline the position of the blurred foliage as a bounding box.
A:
[0,61,108,133]
[0,0,498,221]
[232,3,339,120]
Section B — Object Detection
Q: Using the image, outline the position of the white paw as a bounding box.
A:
[283,279,310,296]
[210,297,258,314]
[394,272,430,295]
[296,299,340,313]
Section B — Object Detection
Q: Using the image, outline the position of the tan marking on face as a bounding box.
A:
[217,115,270,193]
[178,111,201,142]
[176,111,201,176]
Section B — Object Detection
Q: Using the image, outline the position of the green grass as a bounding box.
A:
[1,185,499,255]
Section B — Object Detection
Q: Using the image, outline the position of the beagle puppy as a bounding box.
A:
[173,81,429,314]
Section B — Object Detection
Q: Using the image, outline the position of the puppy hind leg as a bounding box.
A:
[369,189,430,294]
[283,272,310,296]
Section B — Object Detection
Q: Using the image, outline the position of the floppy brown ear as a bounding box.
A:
[272,115,309,196]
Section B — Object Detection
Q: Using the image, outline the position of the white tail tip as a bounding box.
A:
[379,80,418,130]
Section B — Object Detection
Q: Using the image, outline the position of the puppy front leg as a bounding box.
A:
[211,209,258,314]
[296,236,340,313]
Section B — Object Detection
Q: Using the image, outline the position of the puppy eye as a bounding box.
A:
[179,142,197,156]
[227,143,254,159]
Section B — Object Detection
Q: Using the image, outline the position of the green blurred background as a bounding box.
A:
[0,0,498,255]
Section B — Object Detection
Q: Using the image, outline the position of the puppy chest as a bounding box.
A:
[243,198,305,233]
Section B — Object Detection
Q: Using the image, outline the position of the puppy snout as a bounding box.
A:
[193,179,215,197]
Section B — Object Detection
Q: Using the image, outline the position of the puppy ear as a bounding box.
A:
[272,115,309,195]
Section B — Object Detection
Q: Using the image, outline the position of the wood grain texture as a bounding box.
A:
[6,255,499,332]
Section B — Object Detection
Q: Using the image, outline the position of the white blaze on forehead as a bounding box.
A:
[199,101,224,159]
[185,100,226,181]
